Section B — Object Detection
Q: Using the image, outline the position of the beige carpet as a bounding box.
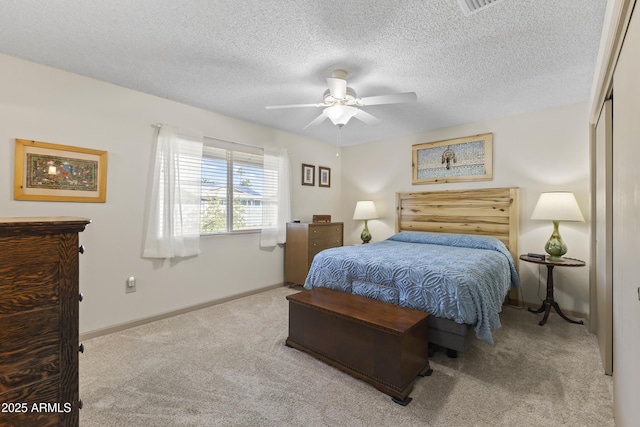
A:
[79,287,614,426]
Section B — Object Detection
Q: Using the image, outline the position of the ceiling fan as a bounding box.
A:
[265,69,417,130]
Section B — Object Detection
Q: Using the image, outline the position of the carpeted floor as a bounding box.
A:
[79,287,614,426]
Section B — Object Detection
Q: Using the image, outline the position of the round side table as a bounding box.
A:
[519,254,585,326]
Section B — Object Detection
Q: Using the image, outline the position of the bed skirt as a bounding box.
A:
[428,316,474,353]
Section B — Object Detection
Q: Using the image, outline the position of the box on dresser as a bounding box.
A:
[0,217,90,427]
[285,222,343,286]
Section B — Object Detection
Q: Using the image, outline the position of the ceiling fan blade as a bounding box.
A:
[265,103,323,109]
[303,113,328,130]
[353,109,380,125]
[326,77,347,99]
[358,92,417,106]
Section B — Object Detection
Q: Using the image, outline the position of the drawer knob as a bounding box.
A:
[313,243,317,247]
[79,343,85,353]
[78,245,85,254]
[79,292,84,302]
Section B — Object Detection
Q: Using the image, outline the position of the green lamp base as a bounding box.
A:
[360,220,372,244]
[544,220,568,261]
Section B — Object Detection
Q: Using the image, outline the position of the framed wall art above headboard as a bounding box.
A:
[412,133,493,185]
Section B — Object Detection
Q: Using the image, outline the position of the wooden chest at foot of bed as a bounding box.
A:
[286,287,432,405]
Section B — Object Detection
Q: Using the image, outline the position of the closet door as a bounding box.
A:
[594,99,613,375]
[612,4,640,423]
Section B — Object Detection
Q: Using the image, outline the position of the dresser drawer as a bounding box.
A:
[0,263,59,315]
[308,227,343,261]
[0,234,60,266]
[308,235,343,252]
[0,377,62,427]
[0,307,60,394]
[308,243,331,261]
[309,224,343,240]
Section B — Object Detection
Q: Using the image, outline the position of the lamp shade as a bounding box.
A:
[353,201,379,220]
[530,192,584,222]
[323,105,359,126]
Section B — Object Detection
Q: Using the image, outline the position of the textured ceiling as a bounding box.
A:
[0,0,607,146]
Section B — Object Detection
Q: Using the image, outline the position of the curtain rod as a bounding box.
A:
[151,123,263,150]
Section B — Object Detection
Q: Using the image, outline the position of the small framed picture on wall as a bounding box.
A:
[302,163,315,186]
[318,166,331,188]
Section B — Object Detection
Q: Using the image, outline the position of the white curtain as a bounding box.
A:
[143,125,204,258]
[260,147,291,247]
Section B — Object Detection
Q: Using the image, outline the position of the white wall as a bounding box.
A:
[0,52,592,332]
[340,102,591,314]
[0,53,341,334]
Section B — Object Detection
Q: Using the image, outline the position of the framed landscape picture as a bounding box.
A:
[14,139,108,202]
[412,133,493,184]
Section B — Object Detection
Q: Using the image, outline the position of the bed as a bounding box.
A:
[303,187,520,355]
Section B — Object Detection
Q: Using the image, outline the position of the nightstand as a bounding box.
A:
[519,254,586,326]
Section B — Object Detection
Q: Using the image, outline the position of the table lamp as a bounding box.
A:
[530,192,584,260]
[353,201,379,244]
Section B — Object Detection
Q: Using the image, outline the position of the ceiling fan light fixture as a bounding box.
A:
[323,87,358,104]
[266,69,415,130]
[323,105,359,126]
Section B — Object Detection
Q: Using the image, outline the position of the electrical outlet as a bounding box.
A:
[126,276,136,294]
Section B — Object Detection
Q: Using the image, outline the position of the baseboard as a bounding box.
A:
[79,284,587,341]
[80,283,285,341]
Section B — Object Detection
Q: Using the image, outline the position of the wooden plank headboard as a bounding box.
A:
[396,187,520,261]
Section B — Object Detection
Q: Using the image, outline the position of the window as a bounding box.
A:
[201,138,271,234]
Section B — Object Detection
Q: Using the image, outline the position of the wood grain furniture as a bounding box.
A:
[519,254,586,326]
[396,187,519,260]
[284,222,343,286]
[395,187,519,355]
[286,287,432,405]
[0,217,90,427]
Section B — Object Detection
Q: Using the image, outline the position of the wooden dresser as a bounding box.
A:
[0,217,90,427]
[285,222,343,286]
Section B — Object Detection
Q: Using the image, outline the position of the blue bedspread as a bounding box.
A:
[303,232,520,345]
